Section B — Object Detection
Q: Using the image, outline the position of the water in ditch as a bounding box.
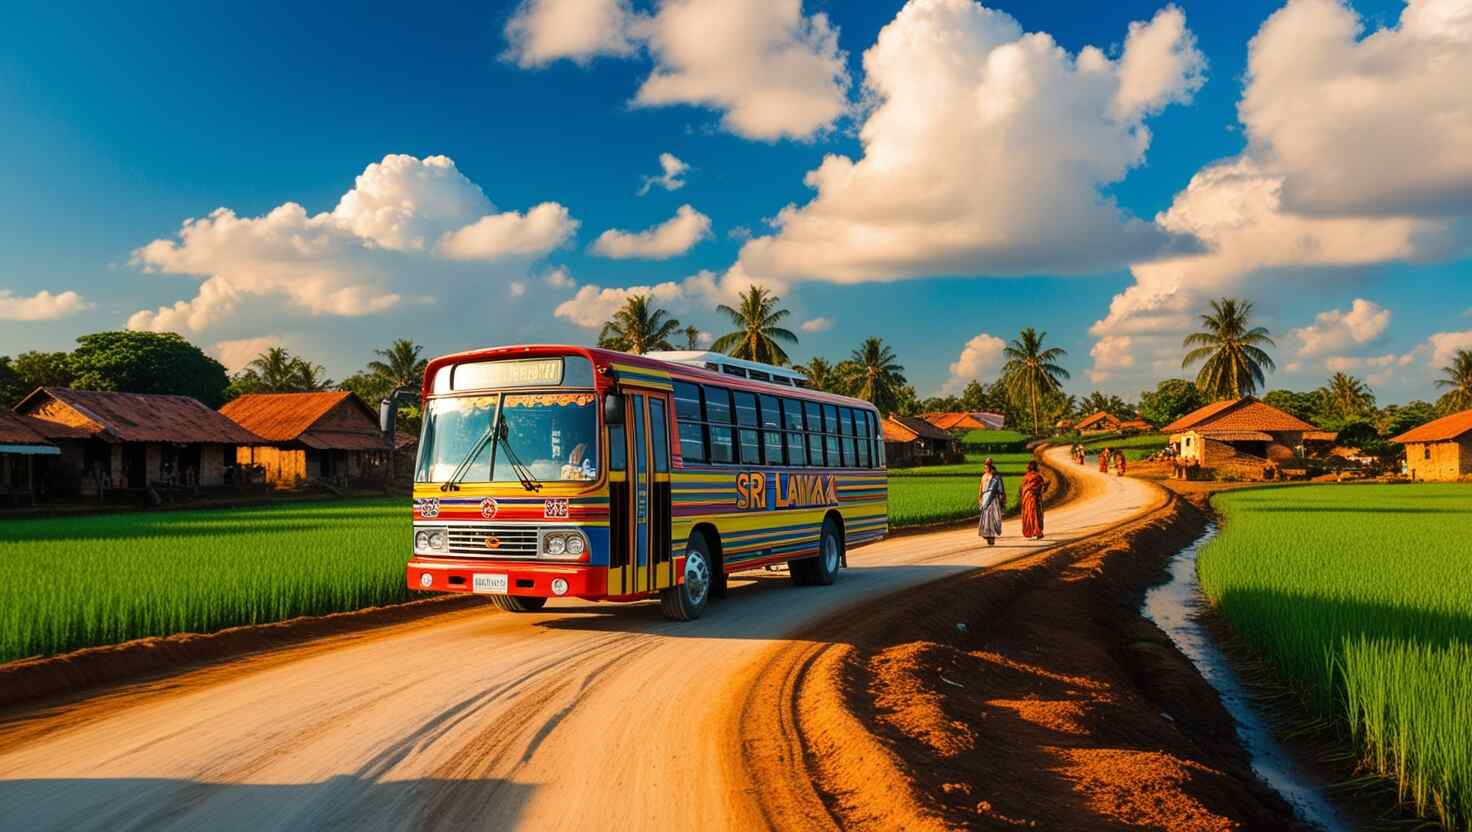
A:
[1142,524,1350,832]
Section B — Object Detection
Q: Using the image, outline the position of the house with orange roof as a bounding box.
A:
[1162,396,1335,476]
[15,387,261,494]
[921,411,1006,432]
[1391,408,1472,481]
[883,414,961,467]
[220,391,387,487]
[1075,411,1123,435]
[0,409,59,504]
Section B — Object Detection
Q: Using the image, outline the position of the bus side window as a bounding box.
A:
[704,385,735,464]
[823,404,840,467]
[804,401,824,466]
[760,394,784,465]
[609,423,626,470]
[649,399,669,473]
[839,407,857,468]
[870,411,884,467]
[673,381,706,463]
[856,411,871,468]
[782,397,806,466]
[733,391,760,465]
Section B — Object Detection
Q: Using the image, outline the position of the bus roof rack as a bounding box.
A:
[645,351,809,388]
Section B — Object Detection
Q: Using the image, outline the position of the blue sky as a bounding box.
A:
[2,0,1468,404]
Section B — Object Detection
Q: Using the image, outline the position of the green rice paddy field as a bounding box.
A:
[1199,484,1472,829]
[887,452,1033,527]
[1079,432,1168,460]
[0,500,410,664]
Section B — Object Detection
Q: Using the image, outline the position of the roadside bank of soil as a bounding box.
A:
[732,491,1305,831]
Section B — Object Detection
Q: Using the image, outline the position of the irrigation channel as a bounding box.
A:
[1142,525,1350,832]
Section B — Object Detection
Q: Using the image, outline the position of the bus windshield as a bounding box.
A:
[416,392,600,484]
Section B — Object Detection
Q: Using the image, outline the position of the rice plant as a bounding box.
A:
[888,453,1031,527]
[1199,484,1472,830]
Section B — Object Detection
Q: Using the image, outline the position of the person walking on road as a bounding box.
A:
[1098,447,1111,474]
[977,458,1005,546]
[1114,449,1127,477]
[1020,460,1045,539]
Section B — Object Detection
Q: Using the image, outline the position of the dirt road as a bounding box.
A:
[0,448,1161,831]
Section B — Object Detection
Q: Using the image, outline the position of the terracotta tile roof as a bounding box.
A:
[888,414,956,443]
[1119,419,1153,431]
[882,417,918,443]
[1076,411,1120,429]
[1162,396,1318,435]
[1391,408,1472,444]
[220,392,382,450]
[0,410,56,448]
[1200,430,1274,442]
[1302,430,1338,442]
[921,411,1006,431]
[18,388,261,445]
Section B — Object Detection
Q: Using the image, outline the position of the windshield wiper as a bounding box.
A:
[495,422,543,492]
[439,422,494,492]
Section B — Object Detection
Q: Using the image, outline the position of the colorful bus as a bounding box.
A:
[404,346,888,620]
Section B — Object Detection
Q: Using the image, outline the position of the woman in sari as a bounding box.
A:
[1098,447,1111,474]
[977,458,1005,545]
[1114,448,1127,476]
[1019,460,1045,539]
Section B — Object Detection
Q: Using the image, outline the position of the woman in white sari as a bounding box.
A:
[977,458,1005,545]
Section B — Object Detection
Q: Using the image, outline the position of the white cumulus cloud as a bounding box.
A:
[799,316,832,333]
[553,281,688,328]
[0,289,88,321]
[591,204,712,260]
[1293,298,1391,357]
[212,335,284,373]
[734,1,1206,283]
[1429,330,1472,367]
[942,332,1006,393]
[503,0,642,67]
[129,154,575,334]
[638,152,690,195]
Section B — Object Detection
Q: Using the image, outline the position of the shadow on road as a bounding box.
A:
[0,776,536,831]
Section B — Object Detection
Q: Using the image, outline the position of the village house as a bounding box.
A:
[220,391,388,488]
[1391,408,1472,481]
[921,411,1006,432]
[1075,411,1124,435]
[14,387,260,494]
[1163,396,1335,479]
[883,415,962,467]
[0,409,59,505]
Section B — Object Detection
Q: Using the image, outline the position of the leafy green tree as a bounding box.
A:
[1079,391,1134,419]
[69,331,230,407]
[683,325,702,351]
[795,356,840,393]
[1138,378,1204,428]
[959,380,988,412]
[1002,328,1070,435]
[1043,391,1078,431]
[1182,298,1276,399]
[1378,400,1438,438]
[598,295,681,354]
[0,357,25,407]
[1263,389,1322,424]
[227,347,334,397]
[1435,348,1472,413]
[0,351,75,406]
[1316,372,1375,425]
[367,339,427,394]
[711,286,798,365]
[838,338,907,414]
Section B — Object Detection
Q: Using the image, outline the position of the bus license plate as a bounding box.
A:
[472,573,509,594]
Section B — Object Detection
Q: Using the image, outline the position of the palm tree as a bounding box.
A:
[683,325,702,351]
[795,356,840,393]
[1436,348,1472,413]
[246,347,302,391]
[1317,372,1375,422]
[367,339,427,393]
[837,338,907,414]
[711,285,798,366]
[598,294,681,355]
[1002,328,1070,435]
[292,360,334,391]
[1182,298,1276,400]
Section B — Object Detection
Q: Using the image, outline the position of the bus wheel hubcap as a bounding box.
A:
[685,552,710,605]
[824,534,839,572]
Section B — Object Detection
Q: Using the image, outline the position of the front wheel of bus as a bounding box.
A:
[492,595,547,613]
[661,535,711,621]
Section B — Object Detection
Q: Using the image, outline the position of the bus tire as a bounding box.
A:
[790,519,843,587]
[492,595,547,613]
[661,533,712,621]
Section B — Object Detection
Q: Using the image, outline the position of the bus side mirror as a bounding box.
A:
[603,393,625,426]
[379,399,394,434]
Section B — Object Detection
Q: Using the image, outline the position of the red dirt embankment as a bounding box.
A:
[729,493,1305,831]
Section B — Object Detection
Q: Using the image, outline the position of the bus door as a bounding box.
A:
[609,390,673,596]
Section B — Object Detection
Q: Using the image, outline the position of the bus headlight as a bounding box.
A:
[540,530,589,558]
[547,535,567,555]
[565,534,585,556]
[415,527,448,553]
[428,530,446,550]
[415,530,431,550]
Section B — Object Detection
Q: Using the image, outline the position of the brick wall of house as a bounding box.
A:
[238,445,308,487]
[1406,438,1470,481]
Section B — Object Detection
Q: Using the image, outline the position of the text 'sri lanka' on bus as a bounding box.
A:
[401,346,889,620]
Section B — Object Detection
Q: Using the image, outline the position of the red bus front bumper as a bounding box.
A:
[407,557,605,599]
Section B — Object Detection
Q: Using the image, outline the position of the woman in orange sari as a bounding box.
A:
[1020,460,1045,539]
[1098,447,1111,474]
[1114,448,1127,476]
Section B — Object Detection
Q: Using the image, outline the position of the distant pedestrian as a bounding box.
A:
[1098,448,1111,474]
[1114,449,1127,476]
[1020,460,1045,540]
[977,458,1005,546]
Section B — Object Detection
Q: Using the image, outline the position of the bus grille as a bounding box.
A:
[443,524,540,558]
